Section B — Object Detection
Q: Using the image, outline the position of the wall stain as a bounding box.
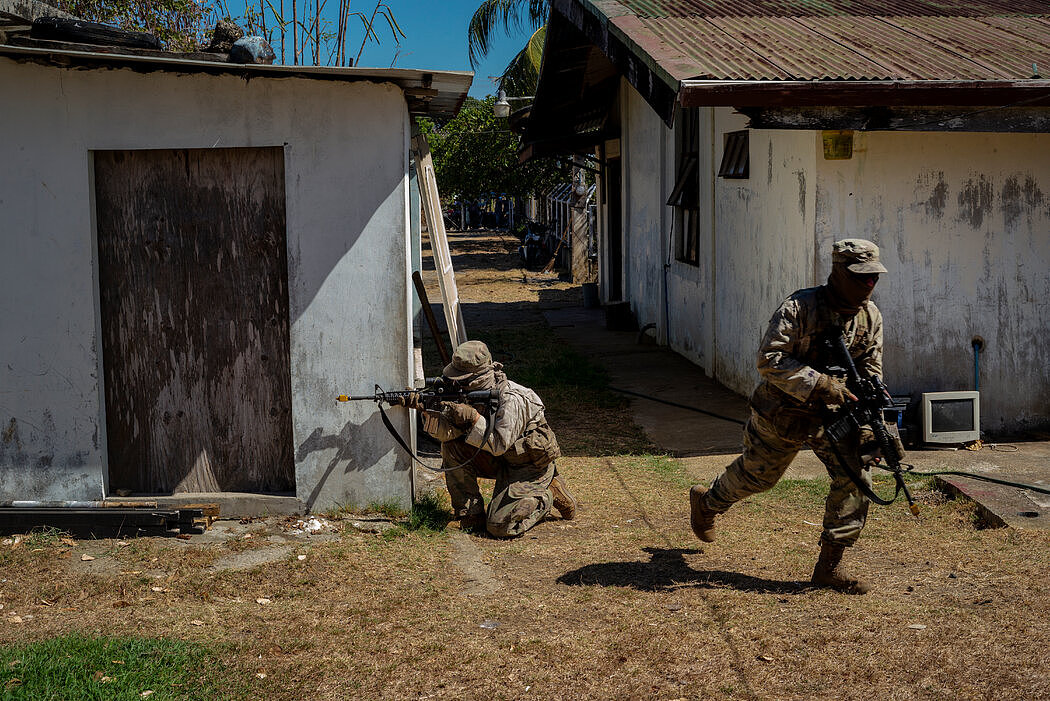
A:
[795,170,806,219]
[1000,175,1044,227]
[767,140,773,186]
[958,176,993,229]
[1024,175,1044,211]
[922,172,948,219]
[1001,176,1023,227]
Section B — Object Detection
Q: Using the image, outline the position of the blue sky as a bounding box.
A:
[226,1,531,98]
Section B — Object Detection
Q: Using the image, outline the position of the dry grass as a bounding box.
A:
[2,230,1048,699]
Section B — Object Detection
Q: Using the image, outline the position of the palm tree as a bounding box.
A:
[467,0,548,94]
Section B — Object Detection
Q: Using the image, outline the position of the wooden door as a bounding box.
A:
[95,147,294,494]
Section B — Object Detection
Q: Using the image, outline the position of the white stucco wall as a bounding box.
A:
[816,131,1050,433]
[612,81,1049,433]
[664,108,714,369]
[621,85,670,331]
[711,110,817,395]
[0,57,415,508]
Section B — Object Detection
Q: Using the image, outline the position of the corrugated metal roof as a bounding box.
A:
[586,0,1050,81]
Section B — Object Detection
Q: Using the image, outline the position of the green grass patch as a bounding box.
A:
[763,478,832,505]
[407,492,452,533]
[623,453,690,488]
[364,498,409,519]
[0,633,243,700]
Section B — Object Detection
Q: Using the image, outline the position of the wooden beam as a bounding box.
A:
[742,105,1050,133]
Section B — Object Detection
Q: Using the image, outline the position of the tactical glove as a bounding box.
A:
[441,401,481,429]
[397,391,423,410]
[813,374,857,405]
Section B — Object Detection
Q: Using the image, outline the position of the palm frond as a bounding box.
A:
[468,0,548,69]
[498,24,545,97]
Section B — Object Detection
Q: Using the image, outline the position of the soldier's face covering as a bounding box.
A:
[827,262,878,315]
[464,368,496,391]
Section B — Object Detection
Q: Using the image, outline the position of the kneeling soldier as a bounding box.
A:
[421,340,577,537]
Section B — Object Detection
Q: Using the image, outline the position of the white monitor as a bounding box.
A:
[921,391,980,444]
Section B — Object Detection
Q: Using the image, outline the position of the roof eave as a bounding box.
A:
[679,79,1050,108]
[0,43,474,117]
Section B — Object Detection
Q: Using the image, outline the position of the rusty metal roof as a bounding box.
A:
[584,0,1050,81]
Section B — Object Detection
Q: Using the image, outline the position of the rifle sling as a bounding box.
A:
[825,431,901,507]
[375,402,495,474]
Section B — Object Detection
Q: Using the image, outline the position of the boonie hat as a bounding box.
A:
[832,238,888,274]
[443,340,493,381]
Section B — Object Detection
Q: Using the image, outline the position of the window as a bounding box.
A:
[718,130,749,179]
[669,108,700,265]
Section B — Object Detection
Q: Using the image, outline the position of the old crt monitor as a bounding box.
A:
[921,391,980,444]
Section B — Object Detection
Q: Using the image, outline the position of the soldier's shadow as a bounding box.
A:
[557,547,811,594]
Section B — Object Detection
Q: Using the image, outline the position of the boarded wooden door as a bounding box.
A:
[95,147,294,494]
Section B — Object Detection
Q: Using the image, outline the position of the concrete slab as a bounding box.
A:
[544,306,1050,530]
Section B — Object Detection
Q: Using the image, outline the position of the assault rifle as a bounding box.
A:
[820,328,920,516]
[337,376,498,414]
[336,377,499,473]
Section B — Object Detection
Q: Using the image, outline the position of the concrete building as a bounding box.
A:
[523,0,1050,435]
[0,35,471,510]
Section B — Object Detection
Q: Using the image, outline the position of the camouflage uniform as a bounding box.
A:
[706,284,883,546]
[424,376,562,538]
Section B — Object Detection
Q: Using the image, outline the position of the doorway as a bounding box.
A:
[94,147,294,495]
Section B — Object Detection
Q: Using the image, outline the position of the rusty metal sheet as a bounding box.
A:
[888,16,1050,80]
[635,16,789,79]
[590,0,1050,81]
[613,0,1050,19]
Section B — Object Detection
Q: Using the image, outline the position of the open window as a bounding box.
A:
[718,130,749,179]
[668,108,700,265]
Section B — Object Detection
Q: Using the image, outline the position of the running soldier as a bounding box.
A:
[689,239,891,594]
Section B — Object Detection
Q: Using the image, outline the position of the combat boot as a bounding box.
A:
[811,542,871,594]
[689,485,719,542]
[550,475,577,520]
[460,512,486,532]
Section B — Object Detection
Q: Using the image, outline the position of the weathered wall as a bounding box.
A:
[816,131,1050,433]
[711,111,817,396]
[0,58,415,508]
[621,85,670,331]
[665,107,714,368]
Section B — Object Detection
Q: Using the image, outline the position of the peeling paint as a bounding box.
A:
[921,171,948,219]
[958,176,993,229]
[767,140,773,185]
[796,170,806,219]
[1001,175,1045,227]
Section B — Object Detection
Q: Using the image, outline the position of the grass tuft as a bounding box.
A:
[407,492,452,534]
[364,498,409,520]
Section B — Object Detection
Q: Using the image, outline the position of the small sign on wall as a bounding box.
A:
[822,130,854,160]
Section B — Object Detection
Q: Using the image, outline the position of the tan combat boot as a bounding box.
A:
[689,485,719,542]
[811,542,871,594]
[550,475,577,520]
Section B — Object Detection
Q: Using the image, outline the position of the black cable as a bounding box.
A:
[900,468,1050,496]
[607,386,745,425]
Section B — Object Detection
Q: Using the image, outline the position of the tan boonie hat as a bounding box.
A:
[443,340,493,381]
[832,238,888,274]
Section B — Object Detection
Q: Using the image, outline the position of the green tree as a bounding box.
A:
[56,0,213,51]
[418,96,564,205]
[467,0,548,95]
